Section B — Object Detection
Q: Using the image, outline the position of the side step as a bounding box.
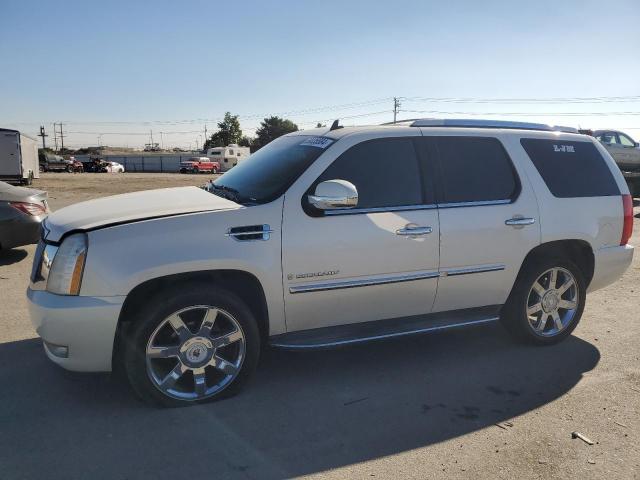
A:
[269,306,501,350]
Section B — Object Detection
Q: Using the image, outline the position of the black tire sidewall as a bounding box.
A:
[501,258,587,345]
[123,286,261,407]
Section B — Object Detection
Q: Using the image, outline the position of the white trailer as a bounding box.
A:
[0,128,39,185]
[205,144,250,172]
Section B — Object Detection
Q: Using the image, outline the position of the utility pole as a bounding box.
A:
[58,123,65,152]
[150,129,154,149]
[52,123,58,151]
[37,126,48,149]
[393,97,401,124]
[160,132,164,150]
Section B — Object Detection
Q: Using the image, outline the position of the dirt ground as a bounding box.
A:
[0,172,639,480]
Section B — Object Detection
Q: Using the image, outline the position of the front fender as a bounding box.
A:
[80,199,287,335]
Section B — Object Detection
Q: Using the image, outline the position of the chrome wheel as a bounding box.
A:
[145,305,246,401]
[526,267,579,337]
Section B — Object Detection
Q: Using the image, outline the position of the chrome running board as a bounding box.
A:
[270,306,501,350]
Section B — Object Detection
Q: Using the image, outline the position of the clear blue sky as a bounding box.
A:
[2,0,639,149]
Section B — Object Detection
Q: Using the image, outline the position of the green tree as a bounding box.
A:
[255,116,298,149]
[204,112,243,149]
[316,122,326,128]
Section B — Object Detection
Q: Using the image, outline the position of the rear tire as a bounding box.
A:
[122,285,261,407]
[501,257,586,345]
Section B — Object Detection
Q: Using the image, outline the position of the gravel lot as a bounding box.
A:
[1,173,639,480]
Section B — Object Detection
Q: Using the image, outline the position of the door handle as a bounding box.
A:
[396,225,433,236]
[505,217,535,226]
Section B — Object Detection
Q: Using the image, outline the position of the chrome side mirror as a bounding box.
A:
[308,179,358,210]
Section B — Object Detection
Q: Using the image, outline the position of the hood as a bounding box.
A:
[44,186,240,242]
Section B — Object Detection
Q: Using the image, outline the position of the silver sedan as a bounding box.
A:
[0,181,49,250]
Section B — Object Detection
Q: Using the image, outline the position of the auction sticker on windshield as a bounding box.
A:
[300,137,334,149]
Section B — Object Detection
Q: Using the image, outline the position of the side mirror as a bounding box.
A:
[308,179,358,211]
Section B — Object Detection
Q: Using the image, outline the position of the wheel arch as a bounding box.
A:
[113,269,270,368]
[517,239,595,287]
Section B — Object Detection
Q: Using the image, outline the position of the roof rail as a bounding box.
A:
[407,118,578,133]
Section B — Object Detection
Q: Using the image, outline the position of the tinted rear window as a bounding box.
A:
[520,139,619,198]
[434,136,518,203]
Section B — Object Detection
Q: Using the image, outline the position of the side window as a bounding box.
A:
[619,133,636,147]
[434,136,518,204]
[229,149,234,155]
[315,137,423,210]
[598,132,619,145]
[520,138,619,198]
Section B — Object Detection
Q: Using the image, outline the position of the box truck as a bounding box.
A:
[0,128,39,185]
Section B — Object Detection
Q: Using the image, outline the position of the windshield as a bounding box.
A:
[211,135,334,204]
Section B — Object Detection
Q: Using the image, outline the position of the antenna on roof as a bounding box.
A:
[329,119,343,131]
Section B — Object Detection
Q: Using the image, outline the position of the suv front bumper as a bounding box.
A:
[588,244,634,292]
[27,288,125,372]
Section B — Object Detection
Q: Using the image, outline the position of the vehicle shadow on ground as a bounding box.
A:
[0,324,599,480]
[0,248,28,266]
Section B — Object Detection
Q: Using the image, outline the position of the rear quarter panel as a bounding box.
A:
[503,133,625,250]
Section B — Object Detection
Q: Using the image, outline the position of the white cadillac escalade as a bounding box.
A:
[27,119,634,407]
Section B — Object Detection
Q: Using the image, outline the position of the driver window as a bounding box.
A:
[315,137,423,210]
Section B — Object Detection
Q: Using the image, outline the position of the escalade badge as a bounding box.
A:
[290,270,339,280]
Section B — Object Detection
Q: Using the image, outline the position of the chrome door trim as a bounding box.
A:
[324,204,437,216]
[437,199,512,209]
[440,264,505,277]
[270,316,499,349]
[289,270,440,294]
[321,199,513,217]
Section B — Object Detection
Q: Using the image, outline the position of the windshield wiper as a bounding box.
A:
[208,183,258,205]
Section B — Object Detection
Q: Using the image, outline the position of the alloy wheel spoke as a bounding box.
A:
[168,314,192,343]
[536,315,549,332]
[548,269,558,289]
[198,308,219,337]
[558,299,577,310]
[532,281,546,297]
[211,329,243,349]
[527,303,543,316]
[557,278,575,295]
[160,363,187,391]
[210,355,239,375]
[551,310,563,331]
[193,367,207,396]
[147,345,179,359]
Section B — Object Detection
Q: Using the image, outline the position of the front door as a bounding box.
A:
[281,134,440,332]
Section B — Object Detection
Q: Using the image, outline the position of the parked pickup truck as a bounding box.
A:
[39,154,74,173]
[179,157,220,174]
[27,119,634,407]
[592,130,640,197]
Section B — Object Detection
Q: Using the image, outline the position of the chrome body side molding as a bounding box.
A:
[289,270,440,294]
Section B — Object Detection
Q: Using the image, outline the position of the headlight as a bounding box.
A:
[47,233,88,295]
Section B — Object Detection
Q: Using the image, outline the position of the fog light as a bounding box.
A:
[44,341,69,358]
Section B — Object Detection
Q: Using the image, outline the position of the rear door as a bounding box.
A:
[419,134,540,312]
[0,131,21,176]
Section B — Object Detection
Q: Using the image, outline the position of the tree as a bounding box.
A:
[203,112,242,150]
[316,122,326,128]
[255,116,298,149]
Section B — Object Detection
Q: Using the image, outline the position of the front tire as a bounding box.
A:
[123,286,261,407]
[501,258,586,345]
